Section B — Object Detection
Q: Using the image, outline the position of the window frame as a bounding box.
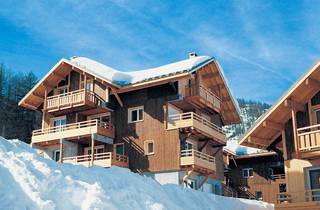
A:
[114,143,125,155]
[144,140,154,156]
[242,168,254,178]
[128,106,144,123]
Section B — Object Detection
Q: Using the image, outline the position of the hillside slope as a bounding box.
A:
[0,137,273,210]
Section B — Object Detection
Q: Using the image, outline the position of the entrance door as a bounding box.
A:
[309,168,320,201]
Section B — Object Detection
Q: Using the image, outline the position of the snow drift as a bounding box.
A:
[0,137,274,210]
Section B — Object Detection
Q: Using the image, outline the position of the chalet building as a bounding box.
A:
[19,53,241,194]
[239,61,320,209]
[225,151,285,204]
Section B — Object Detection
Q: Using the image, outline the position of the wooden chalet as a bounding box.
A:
[239,61,320,209]
[19,53,240,193]
[223,151,285,204]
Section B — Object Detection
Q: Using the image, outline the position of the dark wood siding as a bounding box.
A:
[113,83,180,172]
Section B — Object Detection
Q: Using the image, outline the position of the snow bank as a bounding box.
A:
[0,137,274,210]
[69,56,211,86]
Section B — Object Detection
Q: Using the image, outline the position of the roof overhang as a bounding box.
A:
[239,60,320,149]
[19,59,120,110]
[234,151,277,160]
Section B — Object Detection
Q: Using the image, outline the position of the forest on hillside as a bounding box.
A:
[0,63,270,143]
[0,64,41,143]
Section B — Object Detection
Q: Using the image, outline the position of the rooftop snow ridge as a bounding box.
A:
[69,56,212,86]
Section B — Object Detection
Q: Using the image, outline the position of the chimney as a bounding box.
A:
[189,52,198,58]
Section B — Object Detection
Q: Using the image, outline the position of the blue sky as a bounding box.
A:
[0,1,320,103]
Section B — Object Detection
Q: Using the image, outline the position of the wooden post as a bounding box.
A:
[291,108,299,158]
[308,99,313,126]
[59,138,64,163]
[163,104,168,129]
[281,130,288,160]
[91,133,95,166]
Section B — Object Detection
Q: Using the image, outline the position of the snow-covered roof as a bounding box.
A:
[69,56,212,86]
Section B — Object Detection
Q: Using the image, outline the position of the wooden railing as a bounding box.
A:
[277,189,320,203]
[46,89,105,111]
[168,112,224,135]
[181,149,215,163]
[32,119,113,136]
[271,174,286,180]
[297,124,320,152]
[185,84,221,110]
[63,152,128,167]
[180,149,216,172]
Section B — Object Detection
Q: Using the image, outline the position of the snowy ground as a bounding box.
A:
[0,137,274,210]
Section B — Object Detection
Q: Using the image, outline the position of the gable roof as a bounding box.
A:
[239,60,320,149]
[19,55,241,125]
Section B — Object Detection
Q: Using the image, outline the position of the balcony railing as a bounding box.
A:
[297,124,320,152]
[63,152,128,168]
[271,174,286,180]
[277,189,320,203]
[185,84,221,111]
[32,119,114,143]
[180,149,216,172]
[167,112,226,143]
[45,89,106,112]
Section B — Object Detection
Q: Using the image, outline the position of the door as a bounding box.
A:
[309,168,320,201]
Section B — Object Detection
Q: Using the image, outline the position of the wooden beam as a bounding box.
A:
[111,88,123,107]
[262,120,283,130]
[59,139,63,163]
[305,78,320,89]
[284,98,305,111]
[91,135,95,166]
[281,130,288,160]
[291,108,299,158]
[308,99,313,126]
[199,139,209,152]
[198,175,209,189]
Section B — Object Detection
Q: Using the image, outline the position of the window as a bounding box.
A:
[255,191,263,200]
[315,109,320,124]
[242,168,253,178]
[115,143,124,155]
[85,145,104,155]
[53,150,60,162]
[144,140,154,155]
[128,106,144,123]
[51,116,66,132]
[182,141,193,150]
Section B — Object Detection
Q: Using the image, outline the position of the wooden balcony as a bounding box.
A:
[32,119,114,144]
[180,149,216,174]
[297,124,320,158]
[167,112,226,144]
[45,89,109,114]
[185,84,221,113]
[277,189,320,205]
[63,152,128,168]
